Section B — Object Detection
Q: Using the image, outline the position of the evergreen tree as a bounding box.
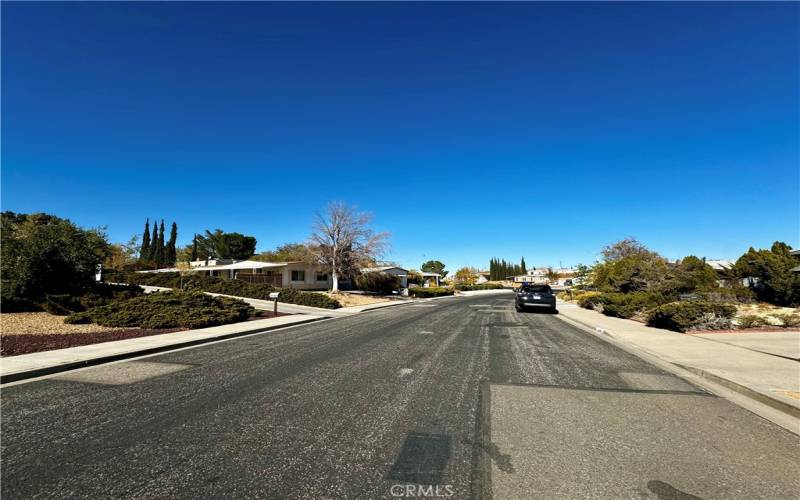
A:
[154,220,166,266]
[521,257,527,274]
[140,219,151,261]
[190,234,198,261]
[148,223,159,266]
[166,222,178,265]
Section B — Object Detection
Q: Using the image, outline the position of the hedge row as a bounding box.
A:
[581,291,667,319]
[576,290,741,332]
[456,283,505,291]
[409,287,455,298]
[357,272,401,294]
[2,283,144,314]
[646,301,737,332]
[66,291,254,330]
[114,272,342,309]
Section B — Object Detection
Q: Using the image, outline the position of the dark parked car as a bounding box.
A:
[515,284,557,313]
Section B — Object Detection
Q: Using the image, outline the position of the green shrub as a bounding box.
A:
[43,294,84,315]
[1,283,144,314]
[116,272,341,309]
[456,283,505,291]
[576,291,667,318]
[356,272,401,294]
[577,291,604,310]
[65,291,254,329]
[409,287,454,298]
[698,286,755,304]
[267,288,341,309]
[1,290,43,312]
[598,292,667,319]
[736,315,769,329]
[1,211,110,300]
[646,301,737,332]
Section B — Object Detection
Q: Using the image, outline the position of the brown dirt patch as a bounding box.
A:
[318,292,393,308]
[1,328,185,357]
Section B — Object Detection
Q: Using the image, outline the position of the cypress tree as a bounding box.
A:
[154,220,165,266]
[190,233,198,262]
[140,219,151,261]
[167,222,178,265]
[521,257,527,274]
[149,223,159,267]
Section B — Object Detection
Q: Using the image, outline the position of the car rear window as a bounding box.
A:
[521,285,551,293]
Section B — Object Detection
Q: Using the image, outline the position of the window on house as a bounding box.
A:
[291,270,306,281]
[316,273,329,282]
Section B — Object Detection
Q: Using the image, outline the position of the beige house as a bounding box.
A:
[361,266,409,288]
[142,259,332,290]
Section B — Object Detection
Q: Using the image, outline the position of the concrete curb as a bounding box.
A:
[0,316,326,384]
[337,299,415,314]
[673,363,800,419]
[556,311,800,418]
[554,312,800,435]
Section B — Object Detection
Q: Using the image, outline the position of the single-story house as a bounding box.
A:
[513,268,577,286]
[791,250,800,273]
[361,266,409,288]
[513,269,548,285]
[141,259,333,290]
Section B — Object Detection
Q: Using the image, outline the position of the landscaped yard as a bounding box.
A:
[0,291,278,356]
[0,312,185,356]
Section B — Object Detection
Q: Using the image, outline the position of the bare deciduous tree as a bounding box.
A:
[309,202,389,293]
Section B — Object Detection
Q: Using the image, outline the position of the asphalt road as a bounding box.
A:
[2,293,798,499]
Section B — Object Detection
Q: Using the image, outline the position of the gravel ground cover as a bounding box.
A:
[0,311,284,356]
[1,313,128,335]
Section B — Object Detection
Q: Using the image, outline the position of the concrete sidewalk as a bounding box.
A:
[0,314,326,384]
[555,303,800,419]
[690,331,799,361]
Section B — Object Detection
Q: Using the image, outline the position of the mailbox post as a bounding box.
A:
[269,292,280,316]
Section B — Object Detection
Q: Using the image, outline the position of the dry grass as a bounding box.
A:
[735,303,799,325]
[317,292,393,308]
[0,312,130,336]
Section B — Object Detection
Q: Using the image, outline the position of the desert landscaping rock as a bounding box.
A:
[1,313,130,336]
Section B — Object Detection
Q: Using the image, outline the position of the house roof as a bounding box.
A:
[705,259,735,271]
[361,266,408,274]
[207,260,288,271]
[138,260,294,274]
[418,271,441,277]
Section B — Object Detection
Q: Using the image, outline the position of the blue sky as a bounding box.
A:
[3,2,798,271]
